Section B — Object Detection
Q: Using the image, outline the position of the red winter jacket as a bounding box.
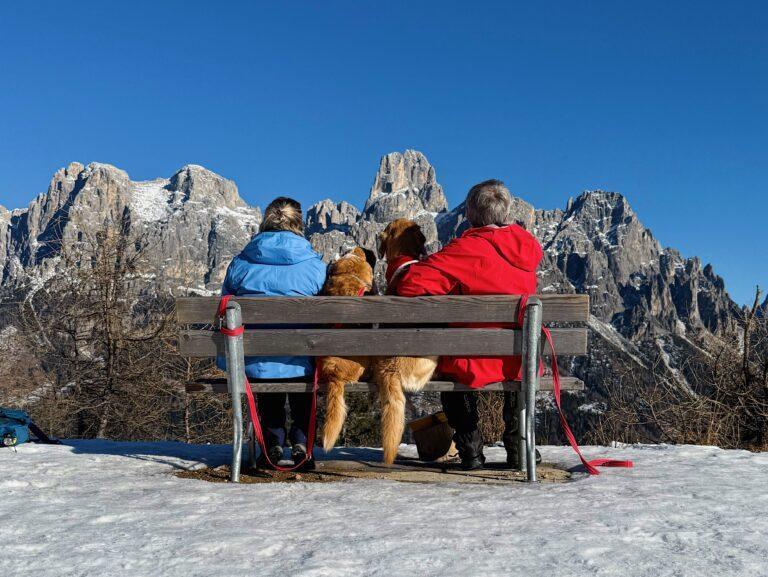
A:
[396,224,543,388]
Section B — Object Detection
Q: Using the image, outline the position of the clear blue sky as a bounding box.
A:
[0,1,765,305]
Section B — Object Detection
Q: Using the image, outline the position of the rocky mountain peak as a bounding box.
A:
[363,149,448,222]
[306,199,359,235]
[537,191,661,283]
[168,165,243,207]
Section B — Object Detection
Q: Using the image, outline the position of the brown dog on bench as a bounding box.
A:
[320,221,437,464]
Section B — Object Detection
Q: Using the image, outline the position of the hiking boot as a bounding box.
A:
[291,443,316,471]
[454,429,485,470]
[460,451,486,471]
[257,444,284,469]
[503,441,542,469]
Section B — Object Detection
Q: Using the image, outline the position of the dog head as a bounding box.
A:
[378,219,427,261]
[324,246,374,296]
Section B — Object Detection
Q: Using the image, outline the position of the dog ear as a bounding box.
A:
[404,223,427,257]
[377,229,389,260]
[360,247,377,271]
[414,226,426,250]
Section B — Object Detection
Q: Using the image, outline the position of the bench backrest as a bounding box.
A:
[176,294,589,358]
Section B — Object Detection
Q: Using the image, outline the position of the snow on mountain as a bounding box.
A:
[2,441,767,577]
[0,150,748,441]
[129,179,172,222]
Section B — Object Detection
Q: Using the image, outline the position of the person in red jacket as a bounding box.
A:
[396,179,543,470]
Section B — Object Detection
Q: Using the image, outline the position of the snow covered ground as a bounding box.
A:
[2,441,767,577]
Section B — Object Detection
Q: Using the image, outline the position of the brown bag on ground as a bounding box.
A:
[408,412,457,462]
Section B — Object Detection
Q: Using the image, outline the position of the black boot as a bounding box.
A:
[257,444,284,469]
[503,439,542,468]
[291,443,316,471]
[461,452,486,471]
[502,392,541,467]
[455,429,485,471]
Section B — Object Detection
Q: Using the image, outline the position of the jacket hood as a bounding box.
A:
[462,225,542,272]
[240,231,320,265]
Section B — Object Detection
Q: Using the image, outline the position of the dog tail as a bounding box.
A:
[322,378,347,453]
[379,373,406,465]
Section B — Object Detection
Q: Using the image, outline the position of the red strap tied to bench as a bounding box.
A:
[217,295,318,472]
[217,296,245,337]
[517,295,633,475]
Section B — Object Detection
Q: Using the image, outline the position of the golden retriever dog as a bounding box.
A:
[320,220,438,464]
[319,247,374,456]
[373,219,438,464]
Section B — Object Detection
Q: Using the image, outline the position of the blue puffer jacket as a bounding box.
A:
[217,231,327,379]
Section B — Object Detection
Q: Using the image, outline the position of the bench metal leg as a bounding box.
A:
[223,301,246,483]
[515,390,526,472]
[521,298,543,482]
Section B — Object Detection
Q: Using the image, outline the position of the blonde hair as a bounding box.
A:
[260,196,304,235]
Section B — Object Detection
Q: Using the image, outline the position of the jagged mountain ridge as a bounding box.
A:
[0,161,261,296]
[0,150,740,338]
[0,150,744,427]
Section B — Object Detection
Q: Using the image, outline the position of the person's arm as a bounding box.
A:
[311,259,328,296]
[396,238,475,296]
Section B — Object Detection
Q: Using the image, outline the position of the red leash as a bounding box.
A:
[218,295,319,472]
[516,295,633,475]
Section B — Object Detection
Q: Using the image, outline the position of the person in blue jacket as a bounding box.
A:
[219,197,327,470]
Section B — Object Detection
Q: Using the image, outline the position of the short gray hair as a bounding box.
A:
[465,179,511,227]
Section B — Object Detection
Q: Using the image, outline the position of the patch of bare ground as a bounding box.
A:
[176,459,572,484]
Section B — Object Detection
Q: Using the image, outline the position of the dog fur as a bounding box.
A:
[373,219,437,464]
[320,221,437,464]
[318,247,374,456]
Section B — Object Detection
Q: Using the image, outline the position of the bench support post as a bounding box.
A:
[515,390,526,472]
[521,297,542,482]
[223,301,246,482]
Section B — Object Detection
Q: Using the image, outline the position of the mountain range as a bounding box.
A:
[0,150,755,434]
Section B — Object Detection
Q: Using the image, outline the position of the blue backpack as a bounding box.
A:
[1,408,31,447]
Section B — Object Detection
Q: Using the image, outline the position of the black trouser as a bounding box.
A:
[257,393,313,448]
[440,391,518,456]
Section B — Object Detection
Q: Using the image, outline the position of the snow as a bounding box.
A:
[26,256,61,294]
[655,337,697,397]
[3,442,768,577]
[588,315,647,367]
[129,180,172,222]
[577,401,606,414]
[177,285,217,297]
[414,209,439,220]
[215,205,260,226]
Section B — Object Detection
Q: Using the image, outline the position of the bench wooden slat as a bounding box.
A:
[178,327,587,357]
[185,377,584,393]
[176,294,589,325]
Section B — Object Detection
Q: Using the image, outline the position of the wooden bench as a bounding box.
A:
[176,294,589,482]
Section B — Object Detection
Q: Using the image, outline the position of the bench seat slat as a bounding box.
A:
[185,377,584,393]
[176,294,589,325]
[178,328,587,357]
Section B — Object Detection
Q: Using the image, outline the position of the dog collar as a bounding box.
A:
[385,255,420,287]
